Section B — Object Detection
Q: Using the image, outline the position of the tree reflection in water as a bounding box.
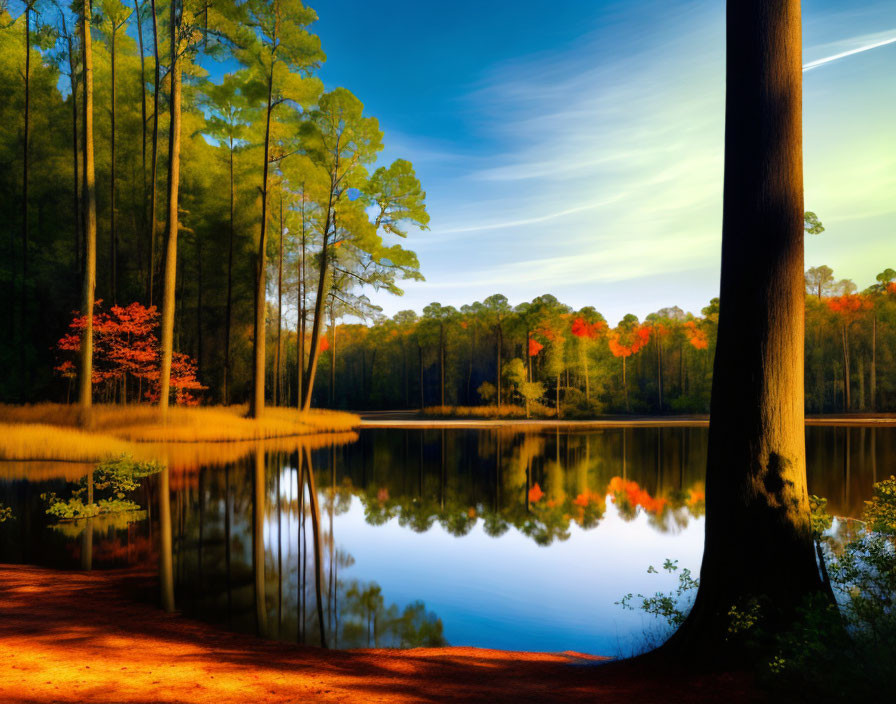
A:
[0,426,889,651]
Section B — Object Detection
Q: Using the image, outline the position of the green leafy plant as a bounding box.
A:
[41,454,163,521]
[616,559,699,627]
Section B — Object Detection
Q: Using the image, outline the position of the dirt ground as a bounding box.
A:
[0,564,760,703]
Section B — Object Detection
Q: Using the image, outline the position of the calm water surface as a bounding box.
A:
[0,426,890,655]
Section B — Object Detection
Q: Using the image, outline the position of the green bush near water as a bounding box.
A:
[41,454,164,521]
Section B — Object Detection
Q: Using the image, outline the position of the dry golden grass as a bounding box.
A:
[0,423,142,463]
[423,404,557,419]
[0,404,359,464]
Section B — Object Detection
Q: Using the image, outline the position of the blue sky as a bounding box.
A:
[314,1,896,324]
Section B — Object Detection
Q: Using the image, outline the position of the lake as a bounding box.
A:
[0,425,890,656]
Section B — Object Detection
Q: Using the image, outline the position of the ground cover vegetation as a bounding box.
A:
[619,476,896,702]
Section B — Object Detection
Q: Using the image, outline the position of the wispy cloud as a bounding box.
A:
[803,33,896,71]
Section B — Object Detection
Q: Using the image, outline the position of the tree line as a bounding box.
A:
[306,266,895,415]
[0,0,428,418]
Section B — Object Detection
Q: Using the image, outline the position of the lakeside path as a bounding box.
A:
[0,565,759,704]
[358,411,896,429]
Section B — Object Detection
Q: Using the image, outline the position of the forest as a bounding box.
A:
[4,3,894,418]
[0,0,427,416]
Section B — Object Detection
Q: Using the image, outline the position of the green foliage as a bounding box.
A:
[620,479,896,702]
[862,475,896,534]
[340,579,446,648]
[804,211,825,235]
[476,381,496,403]
[41,454,163,520]
[616,559,699,627]
[809,494,834,538]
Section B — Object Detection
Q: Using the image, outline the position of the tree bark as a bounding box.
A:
[223,137,234,404]
[664,0,828,658]
[870,315,877,411]
[250,68,274,418]
[148,0,160,305]
[79,0,98,424]
[65,19,82,280]
[22,4,31,306]
[158,0,182,419]
[109,24,118,303]
[275,192,284,406]
[296,189,306,408]
[135,0,148,271]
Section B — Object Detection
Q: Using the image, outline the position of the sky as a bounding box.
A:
[303,0,896,325]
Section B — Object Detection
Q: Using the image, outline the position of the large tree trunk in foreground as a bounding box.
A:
[79,0,98,424]
[664,0,827,658]
[158,2,182,420]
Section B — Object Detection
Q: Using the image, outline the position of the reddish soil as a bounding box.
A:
[0,564,760,703]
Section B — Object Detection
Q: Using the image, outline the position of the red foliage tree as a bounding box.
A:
[528,337,543,357]
[55,301,204,405]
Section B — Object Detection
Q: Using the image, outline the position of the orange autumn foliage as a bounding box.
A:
[570,317,607,340]
[825,294,873,318]
[528,337,544,357]
[607,476,666,515]
[684,320,709,350]
[528,482,544,503]
[607,325,651,358]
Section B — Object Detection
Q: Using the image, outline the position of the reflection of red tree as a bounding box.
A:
[56,301,204,405]
[607,476,667,515]
[528,482,544,503]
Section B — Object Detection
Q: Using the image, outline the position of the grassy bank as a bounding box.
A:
[424,404,558,419]
[0,404,359,463]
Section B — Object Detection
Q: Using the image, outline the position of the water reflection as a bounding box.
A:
[0,426,890,654]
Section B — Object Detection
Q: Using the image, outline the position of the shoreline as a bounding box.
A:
[358,412,896,430]
[0,564,758,703]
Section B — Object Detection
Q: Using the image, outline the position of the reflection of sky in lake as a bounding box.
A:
[307,491,703,655]
[3,425,889,657]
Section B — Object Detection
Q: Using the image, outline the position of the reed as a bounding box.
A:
[0,404,360,463]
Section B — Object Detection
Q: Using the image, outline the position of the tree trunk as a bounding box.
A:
[496,326,502,410]
[300,189,335,411]
[135,0,148,272]
[440,324,445,406]
[870,315,877,411]
[22,5,30,310]
[841,324,851,412]
[196,236,203,379]
[148,0,160,305]
[665,0,827,658]
[329,309,336,407]
[65,22,82,280]
[79,0,98,424]
[419,343,424,410]
[158,1,182,419]
[297,193,306,408]
[110,26,118,304]
[223,138,234,404]
[275,193,284,406]
[251,69,274,418]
